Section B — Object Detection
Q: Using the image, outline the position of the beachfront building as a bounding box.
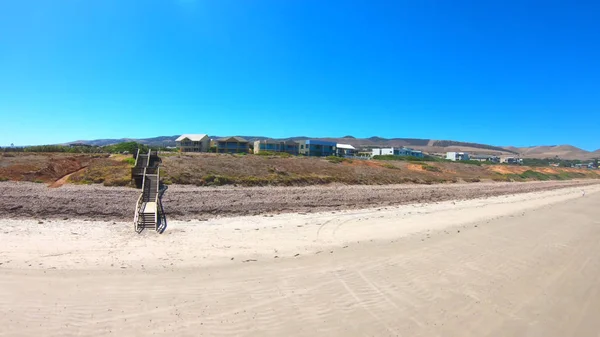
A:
[215,136,250,154]
[297,140,337,157]
[446,152,470,161]
[336,144,356,157]
[470,154,500,163]
[176,134,210,152]
[372,147,424,158]
[500,157,523,165]
[253,140,299,155]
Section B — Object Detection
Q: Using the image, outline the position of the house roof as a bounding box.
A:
[336,143,356,150]
[217,136,249,143]
[176,134,208,142]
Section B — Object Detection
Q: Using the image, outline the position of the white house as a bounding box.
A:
[372,147,424,158]
[176,134,210,152]
[470,154,500,163]
[500,157,523,165]
[336,144,356,157]
[446,152,470,161]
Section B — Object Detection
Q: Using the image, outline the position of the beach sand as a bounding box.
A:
[1,184,600,336]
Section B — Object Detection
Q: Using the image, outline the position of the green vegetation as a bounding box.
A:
[2,145,102,153]
[458,160,483,166]
[102,142,149,154]
[500,170,591,182]
[521,158,584,167]
[520,170,551,180]
[0,141,170,154]
[122,157,136,165]
[326,156,351,164]
[68,159,131,187]
[0,176,9,182]
[421,164,442,172]
[254,151,292,158]
[381,163,400,170]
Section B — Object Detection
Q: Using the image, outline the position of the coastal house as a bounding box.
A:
[215,136,250,154]
[372,147,424,158]
[500,157,523,165]
[176,134,210,152]
[446,152,470,161]
[253,140,299,155]
[336,144,356,157]
[470,154,500,163]
[297,140,336,157]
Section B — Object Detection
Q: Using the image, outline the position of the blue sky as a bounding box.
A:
[0,1,598,150]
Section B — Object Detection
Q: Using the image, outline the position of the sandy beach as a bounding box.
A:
[1,184,600,336]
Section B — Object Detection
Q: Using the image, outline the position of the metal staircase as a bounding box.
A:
[133,149,164,233]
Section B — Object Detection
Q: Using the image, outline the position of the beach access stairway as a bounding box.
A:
[131,149,160,188]
[133,166,162,232]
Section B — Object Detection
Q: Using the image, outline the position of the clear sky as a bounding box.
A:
[0,1,598,150]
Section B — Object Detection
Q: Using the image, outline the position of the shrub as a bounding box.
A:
[422,164,442,172]
[103,142,149,154]
[457,160,482,166]
[520,170,550,180]
[122,157,136,165]
[492,175,511,182]
[103,177,131,187]
[326,156,346,164]
[255,151,292,158]
[382,163,400,170]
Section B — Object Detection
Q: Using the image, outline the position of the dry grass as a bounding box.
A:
[1,152,599,187]
[68,157,132,186]
[160,153,457,186]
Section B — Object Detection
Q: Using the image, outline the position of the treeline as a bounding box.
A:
[432,140,518,154]
[0,142,176,154]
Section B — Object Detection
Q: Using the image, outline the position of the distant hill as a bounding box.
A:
[65,136,599,159]
[510,145,598,160]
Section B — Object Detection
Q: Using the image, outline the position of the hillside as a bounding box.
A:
[2,153,599,188]
[512,145,597,160]
[66,136,599,159]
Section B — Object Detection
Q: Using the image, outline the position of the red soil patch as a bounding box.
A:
[487,165,528,175]
[0,153,96,183]
[49,167,88,188]
[343,159,384,168]
[407,163,426,172]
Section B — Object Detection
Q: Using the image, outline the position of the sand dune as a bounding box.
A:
[1,185,600,336]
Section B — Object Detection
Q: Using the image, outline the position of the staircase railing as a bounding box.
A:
[133,167,147,232]
[154,168,160,231]
[133,148,140,167]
